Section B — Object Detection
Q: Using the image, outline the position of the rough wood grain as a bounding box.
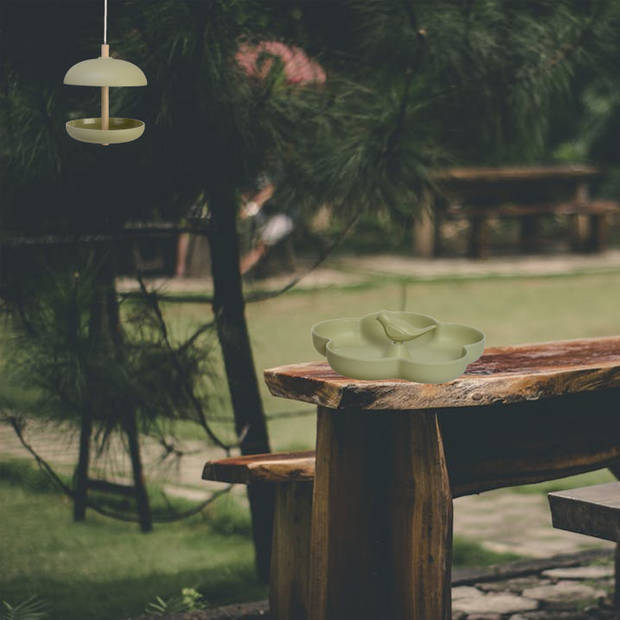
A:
[202,389,620,496]
[264,337,620,411]
[202,451,314,484]
[441,388,620,496]
[308,407,452,620]
[549,482,620,543]
[270,482,312,620]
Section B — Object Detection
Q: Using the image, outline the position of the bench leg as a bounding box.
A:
[468,215,488,259]
[588,214,608,253]
[570,213,588,251]
[309,407,453,620]
[520,215,541,253]
[607,462,620,607]
[270,481,313,620]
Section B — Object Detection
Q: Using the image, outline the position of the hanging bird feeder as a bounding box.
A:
[64,0,146,145]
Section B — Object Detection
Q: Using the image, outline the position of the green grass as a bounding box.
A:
[452,536,521,567]
[511,468,616,495]
[157,270,620,449]
[2,455,618,619]
[0,457,525,620]
[3,271,620,618]
[0,465,264,620]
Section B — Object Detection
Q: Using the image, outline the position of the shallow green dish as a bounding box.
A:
[311,310,485,384]
[65,117,145,144]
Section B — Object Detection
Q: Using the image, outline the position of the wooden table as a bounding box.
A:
[264,337,620,620]
[414,165,617,258]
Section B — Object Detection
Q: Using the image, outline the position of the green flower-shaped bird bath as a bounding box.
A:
[311,310,485,383]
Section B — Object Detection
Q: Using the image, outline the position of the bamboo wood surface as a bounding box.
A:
[270,482,313,620]
[308,407,452,620]
[264,337,620,411]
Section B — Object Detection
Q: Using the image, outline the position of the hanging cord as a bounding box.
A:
[103,0,108,44]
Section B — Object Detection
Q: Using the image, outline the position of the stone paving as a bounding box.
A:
[450,551,618,620]
[128,549,620,619]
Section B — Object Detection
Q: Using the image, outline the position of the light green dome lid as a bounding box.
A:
[64,57,147,87]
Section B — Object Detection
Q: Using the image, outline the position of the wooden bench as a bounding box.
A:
[414,166,620,258]
[549,481,620,606]
[203,337,620,620]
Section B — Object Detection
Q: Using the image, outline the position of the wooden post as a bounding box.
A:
[309,407,453,620]
[270,481,313,620]
[124,412,153,532]
[468,214,488,259]
[570,181,589,251]
[412,189,435,258]
[519,215,541,253]
[588,214,608,253]
[607,462,620,607]
[73,411,92,521]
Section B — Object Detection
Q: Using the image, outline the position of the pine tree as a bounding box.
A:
[1,0,613,579]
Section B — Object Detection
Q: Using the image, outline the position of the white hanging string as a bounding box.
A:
[103,0,108,44]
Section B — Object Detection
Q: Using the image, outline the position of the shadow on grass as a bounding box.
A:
[1,565,267,620]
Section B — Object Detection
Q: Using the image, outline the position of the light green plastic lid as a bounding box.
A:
[64,57,147,87]
[65,118,145,144]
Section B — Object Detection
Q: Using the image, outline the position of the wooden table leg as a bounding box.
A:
[309,407,453,620]
[270,481,313,620]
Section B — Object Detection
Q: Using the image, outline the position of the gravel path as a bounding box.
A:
[127,549,620,619]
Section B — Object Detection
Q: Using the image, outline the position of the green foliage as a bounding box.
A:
[145,588,207,616]
[3,256,215,445]
[0,597,47,620]
[2,0,609,230]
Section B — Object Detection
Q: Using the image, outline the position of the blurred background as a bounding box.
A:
[2,1,620,618]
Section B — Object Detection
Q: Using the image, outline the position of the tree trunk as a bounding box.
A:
[73,255,108,522]
[73,410,92,521]
[208,185,274,582]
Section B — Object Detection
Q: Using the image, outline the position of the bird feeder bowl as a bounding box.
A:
[64,44,147,145]
[312,310,485,384]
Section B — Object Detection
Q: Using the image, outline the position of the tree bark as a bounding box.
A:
[73,255,108,522]
[73,409,92,521]
[208,185,274,582]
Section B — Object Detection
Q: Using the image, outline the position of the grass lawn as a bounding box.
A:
[162,270,620,449]
[2,270,620,619]
[1,458,530,620]
[0,462,265,620]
